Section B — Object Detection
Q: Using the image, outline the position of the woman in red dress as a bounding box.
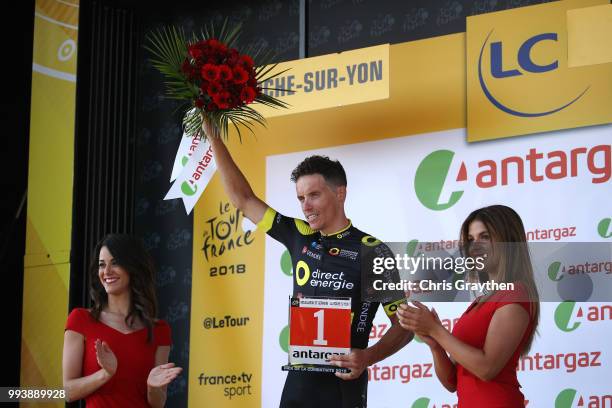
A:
[397,205,540,408]
[62,234,182,407]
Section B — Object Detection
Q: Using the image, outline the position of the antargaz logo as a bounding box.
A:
[414,145,610,210]
[555,388,612,408]
[181,181,197,196]
[410,396,456,408]
[554,301,581,332]
[479,30,589,117]
[548,261,563,281]
[556,388,578,408]
[555,301,612,333]
[598,218,612,239]
[279,325,289,352]
[411,397,431,408]
[281,250,293,276]
[407,239,419,257]
[414,150,466,211]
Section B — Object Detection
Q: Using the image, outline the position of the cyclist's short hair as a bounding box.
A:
[290,155,347,187]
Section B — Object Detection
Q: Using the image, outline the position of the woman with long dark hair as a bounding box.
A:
[397,205,540,407]
[62,234,182,407]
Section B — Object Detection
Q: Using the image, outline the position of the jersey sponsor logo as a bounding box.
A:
[295,262,355,290]
[328,247,358,261]
[383,299,405,316]
[302,245,322,261]
[362,235,382,247]
[335,229,351,239]
[310,241,324,250]
[295,260,311,286]
[356,301,372,333]
[308,269,355,290]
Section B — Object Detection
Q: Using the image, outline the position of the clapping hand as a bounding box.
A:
[397,301,441,338]
[147,363,183,388]
[95,339,117,377]
[416,308,443,349]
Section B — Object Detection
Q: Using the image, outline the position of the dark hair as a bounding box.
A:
[89,234,158,342]
[459,205,539,355]
[290,155,347,187]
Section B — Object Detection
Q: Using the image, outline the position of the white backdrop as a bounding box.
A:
[261,125,612,407]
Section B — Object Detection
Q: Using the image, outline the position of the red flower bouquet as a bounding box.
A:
[146,22,288,139]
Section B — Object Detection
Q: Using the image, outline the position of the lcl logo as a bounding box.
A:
[491,33,558,77]
[478,30,590,117]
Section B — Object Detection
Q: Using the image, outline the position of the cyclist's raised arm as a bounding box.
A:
[204,120,268,224]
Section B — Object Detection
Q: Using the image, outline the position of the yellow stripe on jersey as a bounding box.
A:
[294,218,316,235]
[383,298,406,316]
[321,220,352,236]
[257,207,276,233]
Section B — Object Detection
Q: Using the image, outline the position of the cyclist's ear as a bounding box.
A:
[335,185,347,203]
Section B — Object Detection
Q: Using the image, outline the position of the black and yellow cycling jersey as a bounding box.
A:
[258,207,404,408]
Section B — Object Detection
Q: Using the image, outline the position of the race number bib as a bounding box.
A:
[288,297,351,366]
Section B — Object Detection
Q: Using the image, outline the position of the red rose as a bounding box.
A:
[207,81,223,96]
[201,52,215,65]
[212,91,231,109]
[205,102,218,112]
[232,66,249,84]
[207,39,220,48]
[240,86,257,104]
[194,98,205,109]
[218,65,233,82]
[201,64,220,81]
[181,59,198,80]
[239,54,254,68]
[188,47,202,60]
[227,48,240,65]
[206,39,228,55]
